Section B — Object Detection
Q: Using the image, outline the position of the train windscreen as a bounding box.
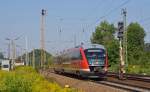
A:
[84,48,105,66]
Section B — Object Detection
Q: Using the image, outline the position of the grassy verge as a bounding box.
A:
[126,65,150,75]
[109,64,150,75]
[0,66,79,92]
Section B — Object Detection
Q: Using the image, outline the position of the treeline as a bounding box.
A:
[91,21,150,74]
[17,49,53,69]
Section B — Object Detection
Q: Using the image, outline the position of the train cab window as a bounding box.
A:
[84,49,105,66]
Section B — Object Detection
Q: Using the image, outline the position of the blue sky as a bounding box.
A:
[0,0,150,55]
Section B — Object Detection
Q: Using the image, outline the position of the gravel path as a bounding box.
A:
[40,70,129,92]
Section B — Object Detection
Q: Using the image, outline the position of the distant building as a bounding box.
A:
[145,43,150,52]
[1,59,11,71]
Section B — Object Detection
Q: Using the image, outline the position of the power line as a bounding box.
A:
[140,17,150,23]
[86,0,130,28]
[139,17,150,27]
[84,0,108,18]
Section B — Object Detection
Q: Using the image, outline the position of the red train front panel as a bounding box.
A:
[79,47,108,78]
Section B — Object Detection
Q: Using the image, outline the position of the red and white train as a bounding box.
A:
[53,44,109,79]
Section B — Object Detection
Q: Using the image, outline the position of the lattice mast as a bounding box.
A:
[40,9,46,67]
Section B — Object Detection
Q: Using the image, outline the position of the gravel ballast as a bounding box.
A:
[41,70,128,92]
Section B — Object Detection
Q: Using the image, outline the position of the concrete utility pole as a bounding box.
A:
[12,40,16,63]
[58,18,63,43]
[5,39,12,60]
[40,9,46,67]
[122,8,128,69]
[32,48,35,69]
[6,37,20,70]
[20,47,23,63]
[25,36,29,66]
[74,34,77,47]
[16,45,24,63]
[11,40,15,70]
[7,42,11,59]
[5,35,25,70]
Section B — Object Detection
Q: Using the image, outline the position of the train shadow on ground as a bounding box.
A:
[55,72,106,81]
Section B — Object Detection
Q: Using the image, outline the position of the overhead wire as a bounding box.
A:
[86,0,130,29]
[54,0,130,46]
[80,0,111,44]
[139,17,150,28]
[83,0,108,19]
[140,17,150,23]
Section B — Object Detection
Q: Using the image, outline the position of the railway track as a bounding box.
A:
[41,69,150,92]
[105,72,150,91]
[107,72,150,82]
[95,80,150,92]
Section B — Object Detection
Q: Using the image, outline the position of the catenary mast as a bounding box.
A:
[40,9,46,67]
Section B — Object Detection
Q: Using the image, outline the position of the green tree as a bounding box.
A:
[127,22,145,65]
[91,21,119,64]
[29,49,53,68]
[19,49,53,69]
[91,21,115,45]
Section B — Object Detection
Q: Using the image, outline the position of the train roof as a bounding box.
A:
[75,43,105,50]
[56,43,106,56]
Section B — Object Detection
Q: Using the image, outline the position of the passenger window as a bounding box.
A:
[3,65,9,68]
[71,50,82,60]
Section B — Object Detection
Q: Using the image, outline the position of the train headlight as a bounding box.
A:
[103,67,108,72]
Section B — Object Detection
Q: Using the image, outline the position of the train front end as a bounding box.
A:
[81,44,108,79]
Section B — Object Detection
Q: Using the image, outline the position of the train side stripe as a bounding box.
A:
[80,48,89,69]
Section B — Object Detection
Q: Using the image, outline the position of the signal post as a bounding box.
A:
[117,8,127,79]
[117,21,125,79]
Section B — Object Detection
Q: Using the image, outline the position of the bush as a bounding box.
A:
[109,63,150,75]
[109,63,119,72]
[127,65,150,75]
[0,66,78,92]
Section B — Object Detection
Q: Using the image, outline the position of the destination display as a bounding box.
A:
[87,49,104,52]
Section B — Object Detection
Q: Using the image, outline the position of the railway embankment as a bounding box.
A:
[41,69,128,92]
